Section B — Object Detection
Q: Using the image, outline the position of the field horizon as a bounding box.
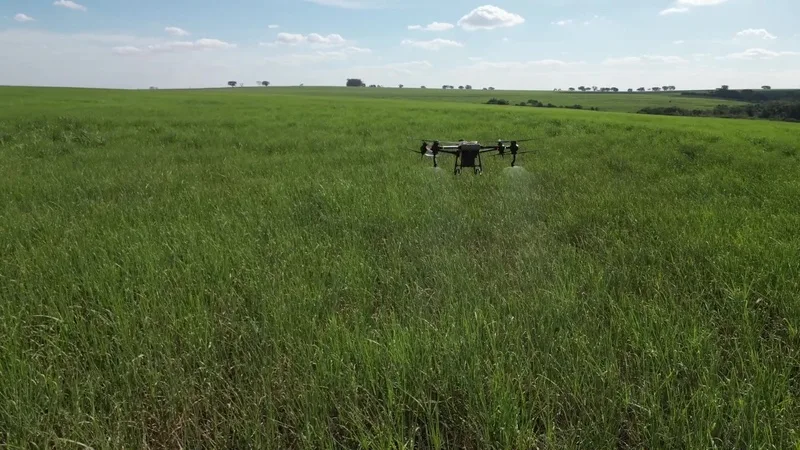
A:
[1,86,799,449]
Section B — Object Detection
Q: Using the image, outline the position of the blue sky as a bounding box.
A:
[2,0,799,89]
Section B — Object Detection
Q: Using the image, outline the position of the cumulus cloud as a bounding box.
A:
[457,5,525,31]
[273,32,347,47]
[659,7,689,15]
[113,38,236,55]
[407,22,454,31]
[660,0,727,15]
[736,29,777,40]
[552,19,573,26]
[268,25,280,29]
[401,38,463,50]
[53,0,87,11]
[165,27,190,37]
[673,40,685,44]
[14,13,35,22]
[722,48,799,60]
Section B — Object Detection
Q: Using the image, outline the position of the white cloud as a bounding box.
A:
[673,40,685,44]
[53,0,87,11]
[3,26,800,92]
[268,25,280,29]
[659,7,689,15]
[604,55,689,65]
[308,33,346,45]
[722,48,799,60]
[458,5,525,31]
[165,27,190,37]
[114,38,236,55]
[407,22,454,31]
[660,0,727,15]
[736,29,777,40]
[14,13,35,22]
[552,19,573,26]
[273,32,348,47]
[401,38,463,51]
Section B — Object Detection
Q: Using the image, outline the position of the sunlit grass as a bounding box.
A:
[1,87,799,449]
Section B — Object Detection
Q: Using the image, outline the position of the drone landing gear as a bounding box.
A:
[453,151,483,175]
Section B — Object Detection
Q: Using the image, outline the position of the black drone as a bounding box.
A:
[412,138,534,174]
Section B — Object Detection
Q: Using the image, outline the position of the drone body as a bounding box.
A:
[415,138,532,174]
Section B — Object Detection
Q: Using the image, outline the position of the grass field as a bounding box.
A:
[1,86,800,449]
[196,86,749,113]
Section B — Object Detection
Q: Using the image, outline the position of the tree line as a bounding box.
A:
[638,101,800,123]
[560,85,677,93]
[226,81,270,87]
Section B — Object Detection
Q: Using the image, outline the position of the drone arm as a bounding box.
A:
[436,149,459,155]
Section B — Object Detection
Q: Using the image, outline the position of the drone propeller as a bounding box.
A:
[413,137,462,144]
[496,138,536,144]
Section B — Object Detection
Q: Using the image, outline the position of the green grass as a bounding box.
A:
[1,86,800,449]
[197,85,748,113]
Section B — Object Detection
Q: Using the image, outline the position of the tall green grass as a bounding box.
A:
[1,87,799,449]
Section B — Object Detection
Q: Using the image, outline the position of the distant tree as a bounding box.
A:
[488,87,495,90]
[592,86,598,91]
[482,87,488,90]
[762,85,772,90]
[652,87,661,91]
[262,81,270,87]
[227,81,237,87]
[458,85,464,89]
[637,87,646,92]
[398,84,404,88]
[465,85,472,90]
[442,85,448,89]
[720,85,729,90]
[421,85,426,89]
[347,78,365,87]
[578,86,586,92]
[611,87,619,92]
[569,87,576,91]
[627,88,633,92]
[669,86,677,91]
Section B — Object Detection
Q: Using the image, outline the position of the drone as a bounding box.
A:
[412,138,534,174]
